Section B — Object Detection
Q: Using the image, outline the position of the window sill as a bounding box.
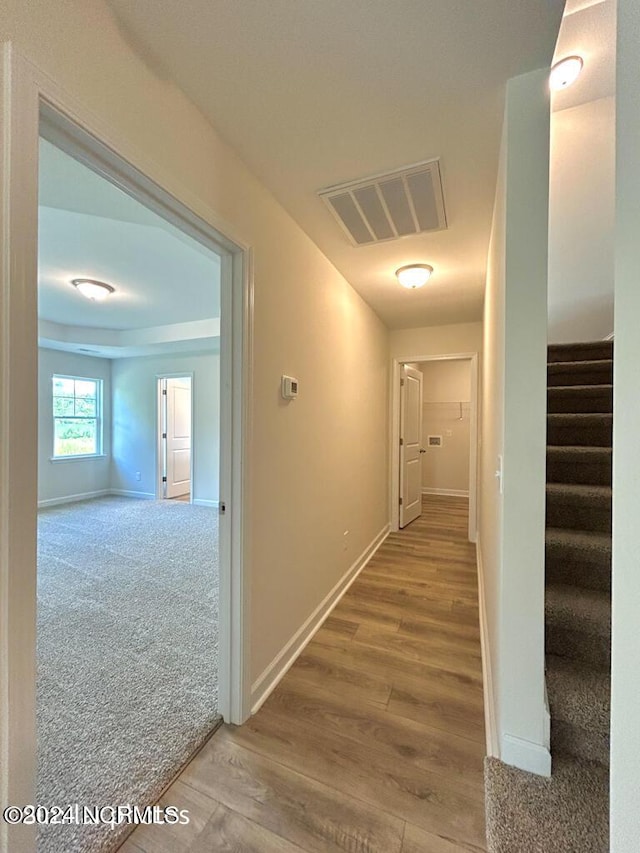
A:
[49,454,107,463]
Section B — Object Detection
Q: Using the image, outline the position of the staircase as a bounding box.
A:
[484,341,612,852]
[545,339,612,777]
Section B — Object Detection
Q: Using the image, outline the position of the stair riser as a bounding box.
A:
[546,501,611,534]
[548,343,613,363]
[547,418,612,448]
[548,363,613,387]
[551,721,610,768]
[545,545,611,592]
[546,559,611,592]
[546,626,610,671]
[547,388,613,414]
[547,454,612,487]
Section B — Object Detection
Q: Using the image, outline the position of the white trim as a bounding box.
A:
[390,351,479,542]
[49,454,107,463]
[603,332,614,341]
[250,524,390,714]
[476,539,499,758]
[38,490,110,508]
[109,489,156,501]
[421,487,469,498]
[501,733,551,777]
[38,489,218,508]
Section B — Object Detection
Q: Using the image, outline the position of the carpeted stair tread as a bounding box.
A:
[546,446,612,486]
[545,486,612,533]
[546,527,611,561]
[547,359,613,387]
[546,584,611,670]
[546,583,611,639]
[547,413,612,447]
[547,340,613,364]
[546,654,610,740]
[547,384,613,414]
[546,483,612,504]
[485,755,609,852]
[546,528,612,592]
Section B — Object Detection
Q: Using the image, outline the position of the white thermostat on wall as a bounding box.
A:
[281,375,299,400]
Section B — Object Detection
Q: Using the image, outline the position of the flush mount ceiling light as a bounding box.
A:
[395,264,434,289]
[71,278,115,301]
[549,56,584,91]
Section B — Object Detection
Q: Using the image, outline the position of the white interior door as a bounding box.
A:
[164,377,192,498]
[399,364,424,528]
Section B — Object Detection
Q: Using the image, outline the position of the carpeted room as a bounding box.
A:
[36,138,223,852]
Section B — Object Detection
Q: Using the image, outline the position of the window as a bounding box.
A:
[52,375,102,458]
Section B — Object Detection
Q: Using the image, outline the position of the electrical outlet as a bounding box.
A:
[343,530,350,551]
[135,471,141,481]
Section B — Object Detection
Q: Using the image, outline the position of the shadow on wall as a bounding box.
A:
[548,293,614,344]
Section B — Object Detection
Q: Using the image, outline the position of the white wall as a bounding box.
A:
[419,360,471,495]
[1,0,389,697]
[111,351,219,503]
[611,1,640,848]
[38,348,112,505]
[479,67,551,775]
[390,322,482,359]
[548,96,615,343]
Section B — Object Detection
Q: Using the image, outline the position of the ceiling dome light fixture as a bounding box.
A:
[71,278,115,301]
[549,55,584,91]
[395,264,434,289]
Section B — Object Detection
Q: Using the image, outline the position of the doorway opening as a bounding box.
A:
[0,48,252,853]
[391,353,479,540]
[35,132,226,851]
[158,375,193,502]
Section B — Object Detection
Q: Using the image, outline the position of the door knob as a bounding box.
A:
[419,448,426,454]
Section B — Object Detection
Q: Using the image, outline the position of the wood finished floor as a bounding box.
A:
[123,496,486,853]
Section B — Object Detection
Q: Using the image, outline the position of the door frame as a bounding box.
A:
[0,44,253,848]
[390,352,479,541]
[156,373,195,503]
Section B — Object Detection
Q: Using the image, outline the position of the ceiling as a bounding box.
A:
[107,0,564,329]
[552,0,615,113]
[38,139,221,355]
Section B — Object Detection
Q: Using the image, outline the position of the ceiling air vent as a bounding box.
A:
[318,159,447,247]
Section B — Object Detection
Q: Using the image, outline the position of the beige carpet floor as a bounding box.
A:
[36,497,220,853]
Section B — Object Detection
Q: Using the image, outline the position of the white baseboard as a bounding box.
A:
[38,489,111,508]
[501,733,551,777]
[109,489,156,500]
[39,489,216,507]
[603,332,614,341]
[250,523,390,714]
[476,539,499,758]
[422,487,469,498]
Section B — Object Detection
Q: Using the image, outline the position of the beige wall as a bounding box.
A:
[611,2,639,847]
[1,0,389,695]
[479,67,550,774]
[419,360,471,494]
[390,321,482,359]
[549,96,615,343]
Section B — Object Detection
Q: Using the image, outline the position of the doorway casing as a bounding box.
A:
[389,352,479,541]
[0,43,253,852]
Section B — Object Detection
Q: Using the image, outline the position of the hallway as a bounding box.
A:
[122,496,486,853]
